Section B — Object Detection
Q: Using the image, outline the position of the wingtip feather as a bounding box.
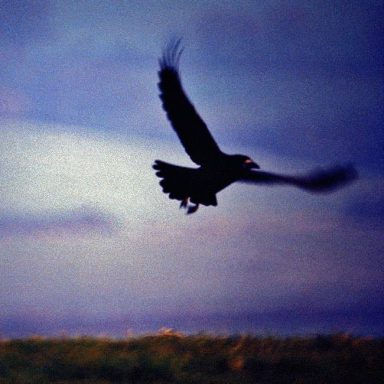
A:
[159,38,184,71]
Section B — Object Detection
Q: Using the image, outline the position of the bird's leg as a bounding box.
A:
[180,197,189,209]
[180,197,199,214]
[187,203,199,215]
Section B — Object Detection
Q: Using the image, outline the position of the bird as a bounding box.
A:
[153,40,357,214]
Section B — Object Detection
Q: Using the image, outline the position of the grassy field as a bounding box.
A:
[0,331,383,383]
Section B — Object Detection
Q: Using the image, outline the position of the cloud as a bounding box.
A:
[0,120,380,337]
[0,121,164,217]
[0,207,117,239]
[0,0,52,45]
[1,1,382,173]
[343,175,384,229]
[0,1,381,337]
[187,2,383,167]
[0,86,31,120]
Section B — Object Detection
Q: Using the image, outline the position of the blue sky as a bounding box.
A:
[0,0,383,337]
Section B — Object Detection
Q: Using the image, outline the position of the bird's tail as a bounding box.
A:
[153,160,217,209]
[153,160,193,201]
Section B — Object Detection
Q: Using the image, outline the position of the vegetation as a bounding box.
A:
[0,331,383,383]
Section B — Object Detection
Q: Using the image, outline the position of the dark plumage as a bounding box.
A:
[153,40,357,214]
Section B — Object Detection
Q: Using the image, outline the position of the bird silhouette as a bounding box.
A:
[153,40,357,214]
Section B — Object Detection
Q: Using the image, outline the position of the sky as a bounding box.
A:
[0,0,383,337]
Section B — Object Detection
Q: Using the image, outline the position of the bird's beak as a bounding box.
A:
[244,159,260,169]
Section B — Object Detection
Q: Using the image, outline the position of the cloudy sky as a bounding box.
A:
[0,0,383,337]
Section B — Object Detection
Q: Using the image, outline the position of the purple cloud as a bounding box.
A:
[0,208,117,239]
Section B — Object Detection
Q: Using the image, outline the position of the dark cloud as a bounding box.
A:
[196,1,383,72]
[0,0,52,45]
[0,208,117,239]
[345,196,384,229]
[1,1,382,170]
[190,2,383,167]
[0,1,382,337]
[3,300,383,337]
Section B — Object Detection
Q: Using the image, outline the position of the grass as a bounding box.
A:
[0,331,383,383]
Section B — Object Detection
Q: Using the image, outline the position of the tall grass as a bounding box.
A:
[0,332,383,383]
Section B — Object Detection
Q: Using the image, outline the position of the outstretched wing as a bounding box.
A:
[241,164,358,193]
[158,39,223,166]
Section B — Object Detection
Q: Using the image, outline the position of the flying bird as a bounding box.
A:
[153,40,357,214]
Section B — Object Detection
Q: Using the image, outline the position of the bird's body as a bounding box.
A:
[153,40,357,214]
[154,156,251,211]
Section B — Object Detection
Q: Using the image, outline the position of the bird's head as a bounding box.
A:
[231,154,260,170]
